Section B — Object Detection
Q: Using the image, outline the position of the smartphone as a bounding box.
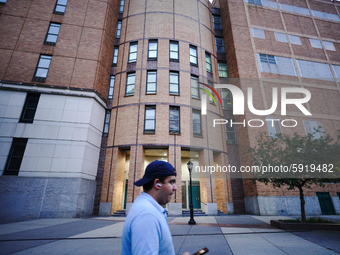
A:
[192,247,209,255]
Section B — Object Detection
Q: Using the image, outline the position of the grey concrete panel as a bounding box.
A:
[188,225,222,235]
[215,215,266,225]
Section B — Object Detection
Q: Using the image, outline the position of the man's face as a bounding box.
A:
[157,176,177,205]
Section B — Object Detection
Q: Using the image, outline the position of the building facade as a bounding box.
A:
[0,0,339,219]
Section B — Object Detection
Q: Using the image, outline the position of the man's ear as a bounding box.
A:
[154,179,162,189]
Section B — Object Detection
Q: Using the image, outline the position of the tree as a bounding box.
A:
[249,131,340,223]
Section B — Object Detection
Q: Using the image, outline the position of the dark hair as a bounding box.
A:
[143,176,167,192]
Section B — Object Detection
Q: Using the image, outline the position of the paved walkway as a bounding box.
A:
[0,215,339,255]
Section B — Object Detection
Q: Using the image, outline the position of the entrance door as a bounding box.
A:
[123,180,128,209]
[188,181,201,209]
[316,192,335,215]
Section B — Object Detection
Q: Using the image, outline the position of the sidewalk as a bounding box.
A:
[0,215,339,255]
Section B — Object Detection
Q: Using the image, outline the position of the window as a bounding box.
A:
[191,75,199,99]
[323,41,336,51]
[218,62,228,77]
[192,110,202,136]
[128,42,138,63]
[208,81,214,104]
[213,15,222,30]
[332,65,340,80]
[225,120,237,143]
[252,28,265,39]
[288,35,302,45]
[266,117,281,138]
[189,45,198,65]
[148,40,158,60]
[258,53,297,76]
[3,138,28,176]
[247,0,278,8]
[103,111,111,137]
[125,73,135,96]
[311,10,340,21]
[44,23,61,45]
[279,3,310,15]
[215,37,225,53]
[146,71,157,94]
[119,0,125,13]
[169,106,180,134]
[221,89,232,110]
[144,106,156,133]
[169,72,179,95]
[274,32,288,43]
[303,120,325,139]
[33,55,52,82]
[19,93,40,123]
[0,0,7,4]
[296,59,333,80]
[116,21,122,38]
[309,38,322,49]
[169,41,179,61]
[54,0,68,14]
[108,76,115,99]
[205,53,212,73]
[113,47,119,65]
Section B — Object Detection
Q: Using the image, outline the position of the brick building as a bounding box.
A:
[0,0,339,219]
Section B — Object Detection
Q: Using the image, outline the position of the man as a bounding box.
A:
[121,160,189,255]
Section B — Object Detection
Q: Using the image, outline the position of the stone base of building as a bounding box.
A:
[245,196,340,216]
[201,202,218,215]
[227,203,234,214]
[167,203,182,216]
[99,202,112,216]
[0,176,96,219]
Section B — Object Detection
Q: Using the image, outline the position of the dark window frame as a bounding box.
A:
[218,62,228,78]
[119,0,125,13]
[146,70,157,94]
[148,40,158,61]
[128,42,138,63]
[103,110,111,137]
[190,75,200,99]
[144,105,156,134]
[169,40,179,62]
[213,15,222,30]
[205,52,212,73]
[189,45,198,66]
[215,37,225,53]
[192,109,202,137]
[169,71,179,95]
[108,76,115,99]
[112,47,119,65]
[3,138,28,176]
[116,20,122,38]
[19,93,40,123]
[53,0,68,14]
[125,72,135,96]
[169,106,180,134]
[44,22,61,46]
[33,55,52,82]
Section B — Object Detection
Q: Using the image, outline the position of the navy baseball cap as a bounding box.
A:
[134,160,177,186]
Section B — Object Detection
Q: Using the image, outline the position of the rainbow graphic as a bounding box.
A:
[199,82,223,106]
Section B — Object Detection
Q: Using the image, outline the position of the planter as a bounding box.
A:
[270,220,340,231]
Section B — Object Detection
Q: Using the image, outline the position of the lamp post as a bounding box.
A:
[187,161,196,225]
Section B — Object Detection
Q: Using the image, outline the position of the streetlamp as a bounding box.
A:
[187,160,196,225]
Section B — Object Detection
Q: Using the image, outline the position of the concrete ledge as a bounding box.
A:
[167,203,182,217]
[201,203,217,216]
[270,220,340,231]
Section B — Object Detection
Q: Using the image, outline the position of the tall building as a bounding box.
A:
[0,0,339,219]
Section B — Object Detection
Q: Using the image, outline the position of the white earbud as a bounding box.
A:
[156,183,162,187]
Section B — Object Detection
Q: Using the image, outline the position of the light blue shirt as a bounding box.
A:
[121,192,175,255]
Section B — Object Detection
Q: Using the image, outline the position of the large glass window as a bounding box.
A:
[103,110,111,137]
[258,53,297,76]
[144,106,156,133]
[128,42,138,63]
[108,76,115,99]
[189,45,198,66]
[225,120,237,143]
[274,32,288,43]
[169,106,180,134]
[116,21,122,38]
[221,89,232,110]
[190,75,199,99]
[332,65,340,80]
[288,35,302,45]
[33,55,52,82]
[252,28,265,39]
[119,0,125,13]
[309,38,322,49]
[266,116,282,138]
[247,0,278,8]
[192,110,202,136]
[279,3,310,15]
[296,60,333,80]
[125,73,135,96]
[113,47,119,65]
[44,23,61,45]
[215,37,225,53]
[213,15,222,30]
[323,41,336,51]
[146,71,157,94]
[20,93,40,123]
[148,40,158,60]
[169,41,179,61]
[205,53,212,73]
[303,120,325,139]
[218,62,228,77]
[3,138,28,176]
[311,10,340,21]
[54,0,68,14]
[169,72,179,95]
